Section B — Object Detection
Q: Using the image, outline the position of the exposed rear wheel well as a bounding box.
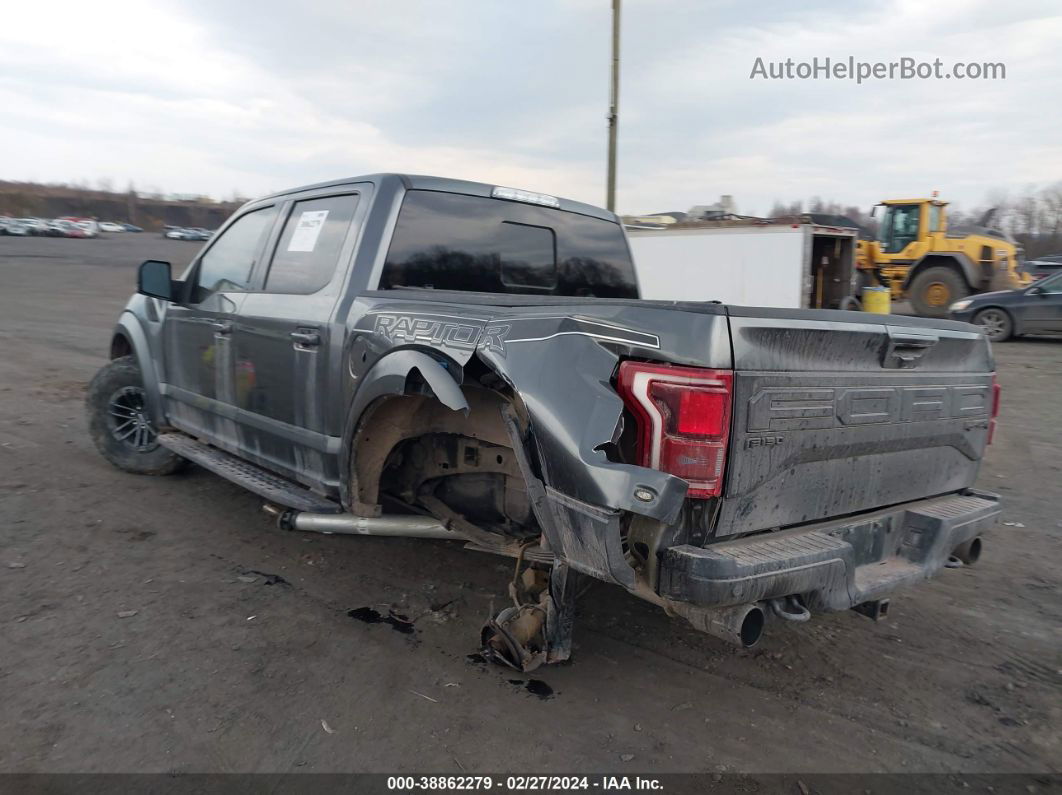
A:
[349,387,538,538]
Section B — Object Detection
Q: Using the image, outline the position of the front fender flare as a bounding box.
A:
[113,312,165,425]
[903,252,981,290]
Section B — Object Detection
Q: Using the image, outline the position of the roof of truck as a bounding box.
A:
[255,173,618,223]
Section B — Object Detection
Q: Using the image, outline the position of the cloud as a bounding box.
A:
[0,0,1058,215]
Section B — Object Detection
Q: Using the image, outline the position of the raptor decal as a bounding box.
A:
[368,313,660,356]
[371,313,510,354]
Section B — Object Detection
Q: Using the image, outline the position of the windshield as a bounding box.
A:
[879,204,921,253]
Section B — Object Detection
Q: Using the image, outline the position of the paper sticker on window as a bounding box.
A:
[287,210,329,252]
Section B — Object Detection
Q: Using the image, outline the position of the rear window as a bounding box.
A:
[380,190,638,297]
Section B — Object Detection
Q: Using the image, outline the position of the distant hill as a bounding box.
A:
[0,181,242,231]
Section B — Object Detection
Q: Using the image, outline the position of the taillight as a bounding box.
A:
[616,361,733,498]
[988,373,1001,444]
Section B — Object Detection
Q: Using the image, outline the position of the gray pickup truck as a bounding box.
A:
[86,173,1001,670]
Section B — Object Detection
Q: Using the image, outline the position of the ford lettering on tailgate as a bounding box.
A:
[748,385,990,432]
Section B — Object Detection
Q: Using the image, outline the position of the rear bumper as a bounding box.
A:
[659,490,1000,612]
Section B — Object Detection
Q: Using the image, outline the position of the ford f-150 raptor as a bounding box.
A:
[86,173,1001,670]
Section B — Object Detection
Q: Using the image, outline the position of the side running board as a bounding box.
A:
[157,432,342,514]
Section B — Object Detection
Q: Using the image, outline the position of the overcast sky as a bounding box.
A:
[2,0,1059,215]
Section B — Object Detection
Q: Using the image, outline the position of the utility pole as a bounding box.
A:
[606,0,620,212]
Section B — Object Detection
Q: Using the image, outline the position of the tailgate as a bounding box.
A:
[717,308,994,536]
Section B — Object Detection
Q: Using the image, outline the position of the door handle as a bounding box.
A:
[883,327,938,368]
[211,320,233,334]
[290,330,321,347]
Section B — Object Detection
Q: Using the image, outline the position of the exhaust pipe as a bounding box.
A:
[272,507,465,540]
[950,536,983,566]
[669,601,766,648]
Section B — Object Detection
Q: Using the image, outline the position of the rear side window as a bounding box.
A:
[381,190,637,297]
[265,194,359,294]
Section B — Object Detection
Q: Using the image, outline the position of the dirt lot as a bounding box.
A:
[1,235,1059,776]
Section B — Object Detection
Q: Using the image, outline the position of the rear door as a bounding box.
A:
[717,309,994,536]
[231,188,366,490]
[161,205,278,445]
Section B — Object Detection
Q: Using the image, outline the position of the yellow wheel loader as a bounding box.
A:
[856,198,1028,318]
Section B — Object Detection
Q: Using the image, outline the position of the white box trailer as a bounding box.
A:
[626,222,859,310]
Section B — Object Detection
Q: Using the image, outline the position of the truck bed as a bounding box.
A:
[361,288,993,539]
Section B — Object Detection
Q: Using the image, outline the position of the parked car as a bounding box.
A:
[163,227,189,240]
[85,173,1001,668]
[0,216,12,234]
[1021,254,1062,281]
[19,218,49,236]
[99,221,126,233]
[55,217,100,238]
[45,219,89,238]
[7,220,32,236]
[123,224,144,233]
[76,220,100,238]
[950,269,1062,340]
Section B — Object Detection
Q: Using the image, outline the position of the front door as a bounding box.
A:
[1024,271,1062,332]
[232,191,363,492]
[161,205,278,448]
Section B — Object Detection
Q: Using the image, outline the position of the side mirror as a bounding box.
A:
[138,259,175,301]
[1028,285,1045,296]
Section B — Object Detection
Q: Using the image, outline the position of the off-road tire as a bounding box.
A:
[86,356,186,475]
[972,307,1014,342]
[908,266,970,318]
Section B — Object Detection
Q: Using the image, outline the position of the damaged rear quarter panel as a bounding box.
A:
[351,296,732,583]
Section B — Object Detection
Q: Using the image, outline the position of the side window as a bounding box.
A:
[928,204,941,233]
[196,207,276,296]
[1039,272,1062,293]
[265,194,359,294]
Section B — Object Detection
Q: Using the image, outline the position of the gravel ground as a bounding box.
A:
[1,235,1059,776]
